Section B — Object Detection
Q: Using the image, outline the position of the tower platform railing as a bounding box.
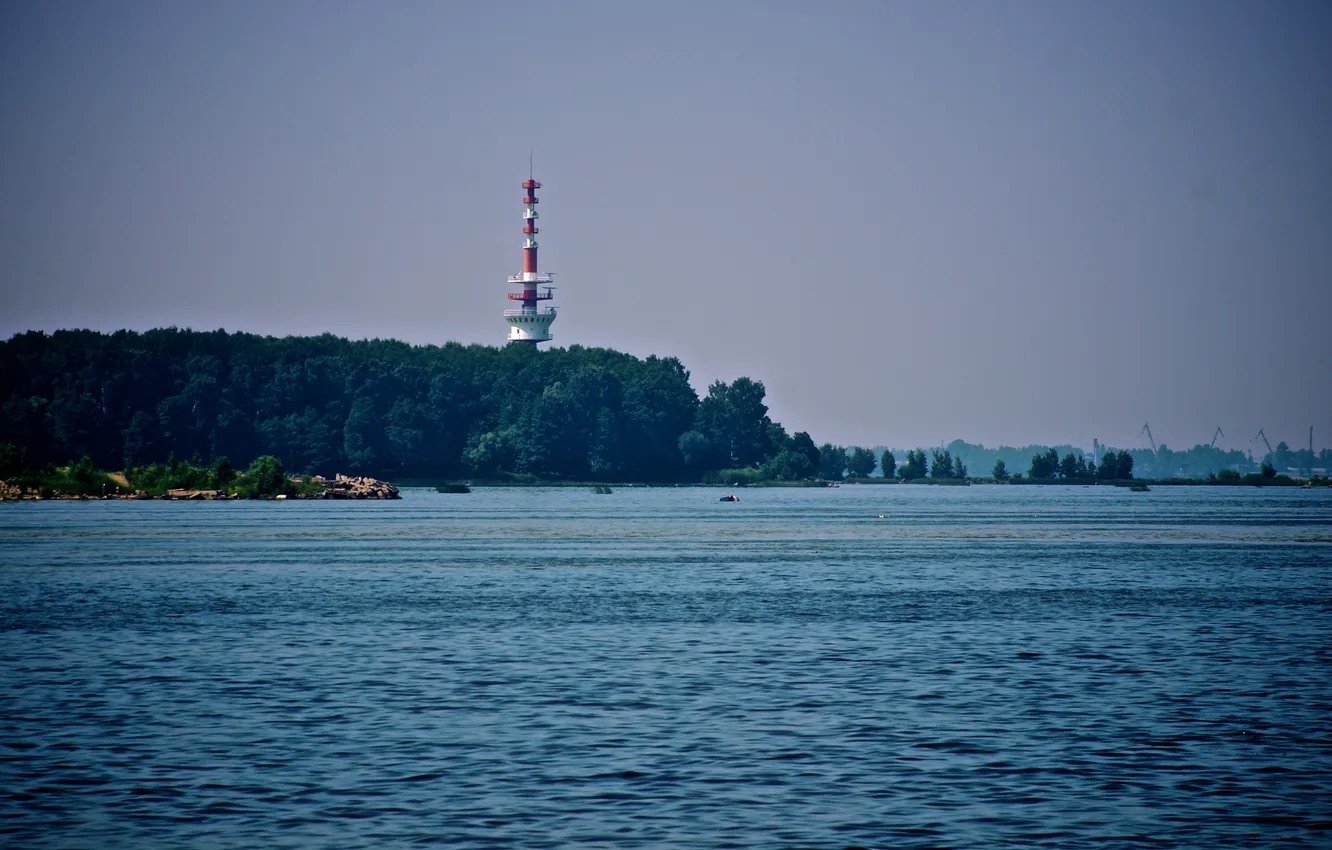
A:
[503,307,558,318]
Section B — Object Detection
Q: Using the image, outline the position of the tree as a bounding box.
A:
[68,456,100,491]
[899,449,928,481]
[341,396,381,475]
[1115,450,1134,480]
[1059,452,1080,480]
[762,449,815,481]
[881,449,897,479]
[245,455,286,496]
[952,455,967,479]
[817,443,847,480]
[122,410,160,468]
[846,446,877,478]
[384,397,430,475]
[1097,452,1116,480]
[763,420,791,462]
[212,456,236,487]
[677,430,713,470]
[930,449,953,479]
[1031,448,1059,479]
[992,458,1009,481]
[694,377,772,468]
[464,427,520,475]
[617,355,699,479]
[790,431,820,469]
[531,371,610,478]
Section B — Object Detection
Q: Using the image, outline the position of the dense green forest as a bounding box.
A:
[4,329,1326,486]
[0,328,818,482]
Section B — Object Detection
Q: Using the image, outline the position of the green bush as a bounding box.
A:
[243,455,286,497]
[127,460,211,494]
[45,457,113,496]
[0,457,116,497]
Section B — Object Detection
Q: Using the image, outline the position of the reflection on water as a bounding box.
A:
[2,486,1330,848]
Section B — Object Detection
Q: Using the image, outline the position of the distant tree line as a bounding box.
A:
[1025,447,1134,480]
[6,330,1324,485]
[868,438,1309,481]
[811,446,966,482]
[0,329,835,483]
[1238,441,1329,477]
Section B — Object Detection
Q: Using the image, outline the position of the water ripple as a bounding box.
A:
[1,486,1330,848]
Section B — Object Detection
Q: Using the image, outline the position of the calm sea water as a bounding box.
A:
[2,485,1330,848]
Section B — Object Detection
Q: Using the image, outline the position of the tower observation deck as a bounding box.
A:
[504,174,558,344]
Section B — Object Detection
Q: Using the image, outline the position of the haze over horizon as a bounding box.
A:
[2,0,1329,453]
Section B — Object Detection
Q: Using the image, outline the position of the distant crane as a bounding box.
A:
[1252,429,1274,461]
[1210,426,1224,448]
[1309,426,1315,476]
[1140,422,1157,453]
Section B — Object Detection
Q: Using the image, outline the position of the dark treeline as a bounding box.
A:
[870,439,1322,481]
[1021,447,1134,481]
[0,328,822,482]
[6,329,1325,486]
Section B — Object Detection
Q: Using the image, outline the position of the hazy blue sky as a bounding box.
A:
[2,0,1329,451]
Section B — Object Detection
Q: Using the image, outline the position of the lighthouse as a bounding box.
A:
[504,173,558,344]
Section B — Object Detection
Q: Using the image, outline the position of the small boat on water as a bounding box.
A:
[719,493,739,502]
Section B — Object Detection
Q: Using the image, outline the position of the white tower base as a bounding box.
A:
[505,308,557,343]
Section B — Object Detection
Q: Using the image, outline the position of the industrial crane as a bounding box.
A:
[1252,429,1274,462]
[1210,426,1224,448]
[1139,422,1157,453]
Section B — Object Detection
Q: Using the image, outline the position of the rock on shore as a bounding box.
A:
[307,475,400,500]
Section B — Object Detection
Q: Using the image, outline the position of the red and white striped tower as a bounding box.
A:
[504,172,557,344]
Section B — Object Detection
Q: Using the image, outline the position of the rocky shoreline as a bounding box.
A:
[0,474,399,501]
[307,474,400,500]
